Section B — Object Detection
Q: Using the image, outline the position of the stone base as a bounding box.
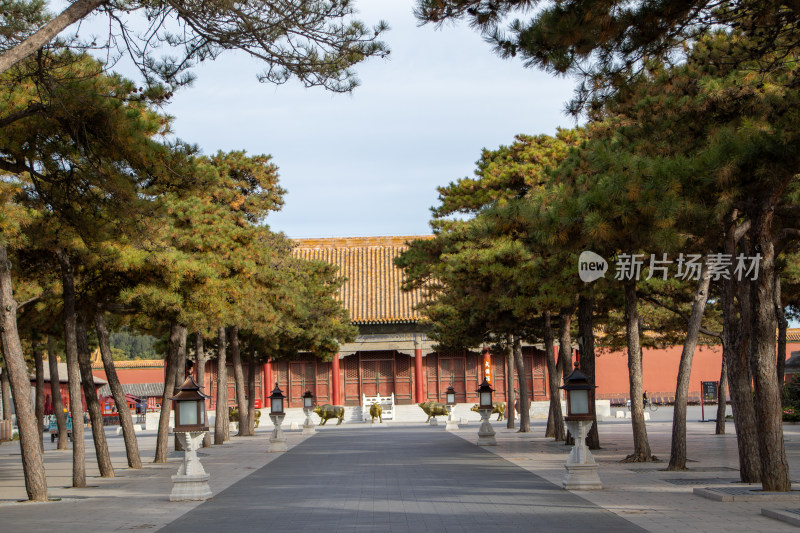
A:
[269,438,288,452]
[562,463,602,490]
[477,431,497,446]
[429,418,438,426]
[170,473,212,501]
[445,420,459,431]
[302,425,316,435]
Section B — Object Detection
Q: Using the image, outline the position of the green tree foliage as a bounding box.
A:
[0,0,389,92]
[108,330,160,360]
[415,0,800,112]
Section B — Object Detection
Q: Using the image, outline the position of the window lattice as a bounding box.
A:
[344,357,359,380]
[396,355,410,378]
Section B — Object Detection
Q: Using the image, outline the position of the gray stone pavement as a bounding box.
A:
[0,411,799,532]
[159,426,643,533]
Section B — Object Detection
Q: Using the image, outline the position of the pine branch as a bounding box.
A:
[17,290,51,312]
[639,294,722,339]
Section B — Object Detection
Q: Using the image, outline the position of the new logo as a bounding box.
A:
[578,251,608,283]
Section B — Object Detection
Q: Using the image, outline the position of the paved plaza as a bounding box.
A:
[1,411,799,532]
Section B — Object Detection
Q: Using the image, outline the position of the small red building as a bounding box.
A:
[33,362,107,415]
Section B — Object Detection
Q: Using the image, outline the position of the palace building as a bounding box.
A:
[204,236,550,410]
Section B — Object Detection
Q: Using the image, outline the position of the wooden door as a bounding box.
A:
[465,352,480,402]
[361,360,379,397]
[289,361,314,407]
[394,353,413,404]
[438,355,466,402]
[343,356,360,405]
[425,354,439,402]
[359,352,395,398]
[491,353,507,402]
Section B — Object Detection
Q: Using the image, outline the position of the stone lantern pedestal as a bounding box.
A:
[445,405,459,431]
[302,408,316,435]
[170,431,212,501]
[563,420,602,490]
[269,413,287,452]
[477,408,496,446]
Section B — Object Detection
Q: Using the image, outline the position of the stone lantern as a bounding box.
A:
[445,384,459,431]
[560,362,602,490]
[302,390,316,435]
[268,382,287,452]
[475,379,496,446]
[169,375,212,501]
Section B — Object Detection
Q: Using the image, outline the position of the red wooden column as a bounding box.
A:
[414,349,424,402]
[482,348,492,384]
[263,360,273,404]
[331,354,341,405]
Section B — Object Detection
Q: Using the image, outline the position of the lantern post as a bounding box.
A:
[302,390,316,435]
[268,382,287,452]
[560,362,602,489]
[169,375,212,501]
[445,384,459,431]
[476,379,496,445]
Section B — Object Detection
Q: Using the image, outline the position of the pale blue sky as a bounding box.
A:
[66,0,578,238]
[162,0,578,238]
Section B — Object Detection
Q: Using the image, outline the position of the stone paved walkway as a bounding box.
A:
[159,427,643,533]
[2,411,800,532]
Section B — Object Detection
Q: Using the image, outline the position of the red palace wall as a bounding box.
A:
[593,342,800,404]
[92,367,165,385]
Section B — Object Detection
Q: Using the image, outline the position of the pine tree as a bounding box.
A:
[1,0,388,92]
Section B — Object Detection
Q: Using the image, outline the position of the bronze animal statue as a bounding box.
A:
[418,401,448,422]
[314,404,345,425]
[369,402,383,423]
[471,402,506,421]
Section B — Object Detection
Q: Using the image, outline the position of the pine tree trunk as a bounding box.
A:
[47,335,69,449]
[577,295,599,449]
[1,364,10,420]
[247,354,256,436]
[0,245,48,501]
[215,326,229,445]
[668,265,711,471]
[545,316,555,439]
[715,352,727,435]
[228,326,249,436]
[544,311,565,440]
[173,327,187,452]
[555,308,572,442]
[505,342,515,429]
[33,340,45,453]
[154,322,184,463]
[76,314,114,478]
[776,274,787,389]
[748,213,790,491]
[0,0,106,74]
[512,336,530,432]
[94,311,141,469]
[722,260,761,482]
[56,248,86,487]
[194,333,211,447]
[623,282,654,462]
[557,308,573,384]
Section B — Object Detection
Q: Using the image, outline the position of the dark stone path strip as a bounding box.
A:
[158,427,645,533]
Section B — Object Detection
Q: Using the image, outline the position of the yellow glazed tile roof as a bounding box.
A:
[293,236,432,324]
[90,359,165,370]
